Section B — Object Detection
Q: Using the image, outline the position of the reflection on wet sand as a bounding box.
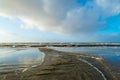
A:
[0,47,120,80]
[0,48,44,73]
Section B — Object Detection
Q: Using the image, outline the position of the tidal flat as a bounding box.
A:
[0,47,119,80]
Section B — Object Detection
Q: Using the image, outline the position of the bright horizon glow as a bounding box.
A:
[0,0,120,42]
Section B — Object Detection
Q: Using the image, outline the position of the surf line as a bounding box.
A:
[78,58,107,80]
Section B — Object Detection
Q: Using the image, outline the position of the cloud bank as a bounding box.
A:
[0,0,120,41]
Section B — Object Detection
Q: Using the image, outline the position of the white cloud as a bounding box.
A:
[0,0,120,35]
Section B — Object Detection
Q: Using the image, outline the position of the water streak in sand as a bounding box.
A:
[78,58,107,80]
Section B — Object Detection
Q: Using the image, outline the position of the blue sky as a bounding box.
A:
[0,0,120,42]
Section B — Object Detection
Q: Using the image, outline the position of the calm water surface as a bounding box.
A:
[0,48,44,72]
[51,47,120,73]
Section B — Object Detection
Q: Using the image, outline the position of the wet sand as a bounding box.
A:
[0,48,117,80]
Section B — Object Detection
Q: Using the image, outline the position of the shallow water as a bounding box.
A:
[50,47,120,73]
[0,48,44,73]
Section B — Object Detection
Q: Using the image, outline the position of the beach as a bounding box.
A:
[0,48,117,80]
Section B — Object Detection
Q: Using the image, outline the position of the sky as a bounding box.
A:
[0,0,120,42]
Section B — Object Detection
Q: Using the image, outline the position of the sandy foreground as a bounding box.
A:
[0,48,118,80]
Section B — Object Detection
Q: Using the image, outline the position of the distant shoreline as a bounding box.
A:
[1,42,120,48]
